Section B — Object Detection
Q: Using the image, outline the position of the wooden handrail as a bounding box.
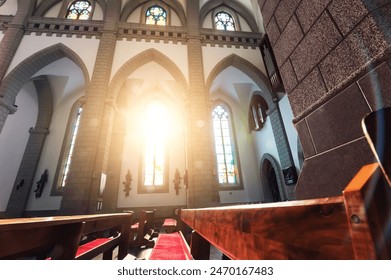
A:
[0,213,132,260]
[181,163,391,259]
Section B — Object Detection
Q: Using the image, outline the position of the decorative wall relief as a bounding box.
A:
[16,179,25,190]
[173,168,182,195]
[122,170,132,197]
[34,169,48,198]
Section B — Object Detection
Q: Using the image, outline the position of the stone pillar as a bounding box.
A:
[185,0,219,208]
[0,0,35,134]
[60,0,121,214]
[258,0,390,199]
[5,77,53,217]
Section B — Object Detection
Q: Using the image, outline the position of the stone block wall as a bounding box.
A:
[259,0,391,199]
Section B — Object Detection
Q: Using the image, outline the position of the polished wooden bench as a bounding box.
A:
[181,163,391,259]
[0,213,132,260]
[129,209,156,248]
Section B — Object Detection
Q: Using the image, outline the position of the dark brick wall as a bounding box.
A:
[259,0,391,199]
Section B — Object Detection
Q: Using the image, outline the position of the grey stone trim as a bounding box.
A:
[5,76,53,218]
[201,29,262,49]
[205,53,276,107]
[109,48,189,101]
[0,43,90,110]
[200,0,260,33]
[25,17,103,38]
[120,0,186,27]
[117,22,187,44]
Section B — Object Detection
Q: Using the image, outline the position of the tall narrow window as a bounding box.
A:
[59,106,82,188]
[212,105,240,186]
[215,11,235,31]
[66,1,92,20]
[145,5,167,26]
[52,104,83,195]
[139,100,169,193]
[249,95,268,131]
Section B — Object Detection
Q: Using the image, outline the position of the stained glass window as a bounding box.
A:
[59,106,83,188]
[215,11,235,31]
[146,5,167,26]
[212,105,239,185]
[66,1,92,20]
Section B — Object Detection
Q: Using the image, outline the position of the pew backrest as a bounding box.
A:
[0,213,132,260]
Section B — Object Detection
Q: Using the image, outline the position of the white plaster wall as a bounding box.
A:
[170,9,181,26]
[25,58,87,211]
[203,46,266,83]
[239,17,251,32]
[202,13,213,29]
[26,90,84,211]
[6,34,99,80]
[112,40,189,84]
[0,33,4,42]
[279,95,300,172]
[43,2,62,18]
[0,82,38,211]
[127,6,141,23]
[92,2,104,21]
[0,0,17,15]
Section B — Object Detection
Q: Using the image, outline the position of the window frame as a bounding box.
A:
[211,7,241,32]
[51,100,84,196]
[65,0,94,20]
[211,102,243,190]
[249,94,268,131]
[141,2,171,26]
[137,99,170,194]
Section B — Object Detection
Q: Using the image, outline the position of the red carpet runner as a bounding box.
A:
[149,232,192,260]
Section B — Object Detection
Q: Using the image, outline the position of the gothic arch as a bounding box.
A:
[34,0,106,18]
[5,76,54,217]
[0,43,90,105]
[260,153,286,202]
[120,0,186,26]
[200,0,259,32]
[109,48,188,101]
[206,54,276,109]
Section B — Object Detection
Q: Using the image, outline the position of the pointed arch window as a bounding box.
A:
[52,104,83,195]
[66,1,92,20]
[145,5,167,26]
[215,11,236,31]
[212,104,241,187]
[138,100,169,193]
[249,95,268,131]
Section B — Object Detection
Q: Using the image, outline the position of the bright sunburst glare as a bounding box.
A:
[143,100,169,186]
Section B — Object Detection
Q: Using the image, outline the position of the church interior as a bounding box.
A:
[0,0,390,260]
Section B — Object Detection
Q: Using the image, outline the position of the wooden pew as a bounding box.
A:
[181,163,391,259]
[0,213,132,260]
[129,209,156,248]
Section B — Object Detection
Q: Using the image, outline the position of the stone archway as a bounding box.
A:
[260,153,286,202]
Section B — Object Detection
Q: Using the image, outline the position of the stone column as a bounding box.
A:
[5,76,53,217]
[0,0,35,134]
[60,0,121,214]
[185,0,219,208]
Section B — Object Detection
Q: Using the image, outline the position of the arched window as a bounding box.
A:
[138,100,169,193]
[249,95,268,131]
[214,11,235,31]
[66,1,92,20]
[52,104,83,194]
[212,104,240,186]
[145,5,167,26]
